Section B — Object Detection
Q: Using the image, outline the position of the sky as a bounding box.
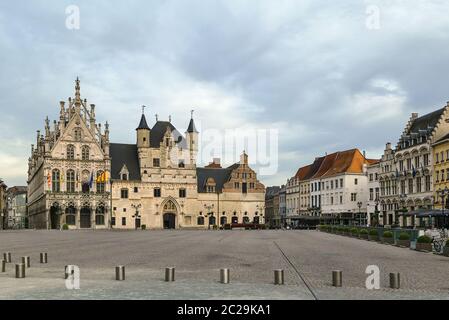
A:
[1,0,449,187]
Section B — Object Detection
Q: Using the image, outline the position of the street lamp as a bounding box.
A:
[204,203,214,230]
[131,203,142,230]
[398,193,407,227]
[357,202,363,226]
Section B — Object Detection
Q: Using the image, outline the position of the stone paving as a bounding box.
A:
[0,229,449,300]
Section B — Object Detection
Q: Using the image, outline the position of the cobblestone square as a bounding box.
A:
[1,230,449,300]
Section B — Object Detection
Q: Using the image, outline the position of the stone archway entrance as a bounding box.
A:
[80,207,91,229]
[163,213,176,229]
[162,199,178,229]
[50,205,60,230]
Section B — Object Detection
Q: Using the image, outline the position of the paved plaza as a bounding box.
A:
[1,229,449,300]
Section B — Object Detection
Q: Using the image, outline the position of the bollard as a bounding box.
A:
[15,263,25,278]
[21,256,31,268]
[64,265,73,279]
[220,268,230,284]
[274,269,284,285]
[332,270,342,287]
[115,266,125,281]
[1,260,5,273]
[3,252,11,263]
[165,267,175,282]
[40,253,48,264]
[389,273,400,289]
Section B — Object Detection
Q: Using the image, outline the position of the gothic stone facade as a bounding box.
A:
[27,79,111,229]
[111,114,266,230]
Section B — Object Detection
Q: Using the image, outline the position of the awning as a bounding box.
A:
[399,210,449,217]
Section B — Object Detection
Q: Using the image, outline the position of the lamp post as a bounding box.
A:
[398,193,407,227]
[357,202,363,226]
[437,187,449,228]
[131,203,142,230]
[204,203,214,230]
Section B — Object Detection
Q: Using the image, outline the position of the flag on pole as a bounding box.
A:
[47,172,51,188]
[89,172,94,189]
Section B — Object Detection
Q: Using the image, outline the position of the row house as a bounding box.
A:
[379,104,449,228]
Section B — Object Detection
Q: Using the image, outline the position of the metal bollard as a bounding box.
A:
[15,263,25,278]
[389,273,400,289]
[3,252,11,263]
[165,267,175,282]
[332,270,342,287]
[40,253,48,264]
[274,269,284,285]
[21,256,31,268]
[220,268,230,284]
[1,260,5,273]
[115,266,125,281]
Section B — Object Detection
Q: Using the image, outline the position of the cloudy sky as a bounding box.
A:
[1,0,449,187]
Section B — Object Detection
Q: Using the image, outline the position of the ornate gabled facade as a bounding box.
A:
[378,105,449,227]
[27,79,111,229]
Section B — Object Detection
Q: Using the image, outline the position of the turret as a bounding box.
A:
[136,108,150,148]
[186,110,198,152]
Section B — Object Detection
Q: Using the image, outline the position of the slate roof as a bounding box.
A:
[187,118,198,133]
[196,167,233,193]
[136,114,150,130]
[408,108,445,134]
[109,143,141,181]
[150,121,187,149]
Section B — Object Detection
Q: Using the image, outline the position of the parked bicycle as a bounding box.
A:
[430,229,447,253]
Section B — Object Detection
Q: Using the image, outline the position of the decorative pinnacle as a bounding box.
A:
[142,105,147,115]
[191,109,194,119]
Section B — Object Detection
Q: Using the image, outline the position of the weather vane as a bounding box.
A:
[191,109,194,119]
[142,105,147,114]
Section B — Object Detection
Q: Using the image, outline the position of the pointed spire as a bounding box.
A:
[187,109,198,133]
[136,113,150,130]
[74,77,81,106]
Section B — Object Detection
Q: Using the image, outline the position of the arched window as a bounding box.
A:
[253,216,260,224]
[66,170,75,193]
[220,216,227,226]
[232,216,238,224]
[96,171,105,193]
[197,216,205,225]
[209,215,216,226]
[82,146,90,160]
[95,206,105,225]
[243,216,250,224]
[52,169,60,192]
[65,206,76,225]
[67,145,75,160]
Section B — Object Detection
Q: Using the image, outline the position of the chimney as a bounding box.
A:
[363,150,366,158]
[411,112,419,119]
[386,142,392,150]
[213,158,220,165]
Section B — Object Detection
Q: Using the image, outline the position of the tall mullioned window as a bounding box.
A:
[67,145,75,160]
[82,145,90,160]
[52,169,60,192]
[66,170,75,193]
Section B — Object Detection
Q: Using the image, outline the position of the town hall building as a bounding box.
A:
[27,79,265,230]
